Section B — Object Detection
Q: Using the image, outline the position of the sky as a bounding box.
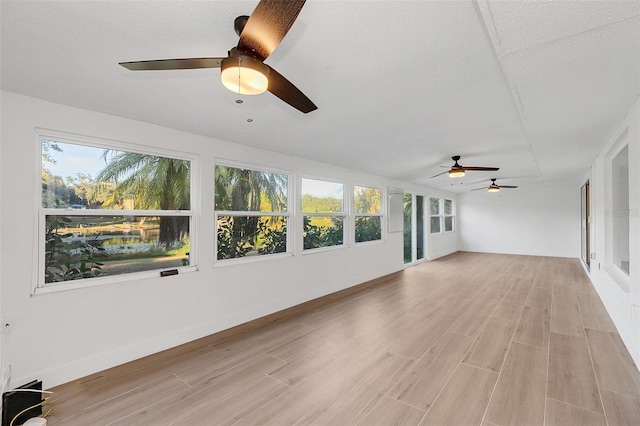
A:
[45,140,345,201]
[44,140,111,179]
[301,178,343,199]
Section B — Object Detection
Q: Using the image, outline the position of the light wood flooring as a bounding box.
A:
[44,252,640,425]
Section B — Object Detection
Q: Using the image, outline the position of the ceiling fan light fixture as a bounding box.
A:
[448,168,465,178]
[488,184,500,192]
[220,50,269,95]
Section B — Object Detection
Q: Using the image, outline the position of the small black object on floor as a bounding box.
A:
[2,380,42,426]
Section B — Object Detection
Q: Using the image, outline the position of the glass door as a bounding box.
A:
[403,193,426,264]
[581,181,590,269]
[403,193,412,264]
[416,195,425,261]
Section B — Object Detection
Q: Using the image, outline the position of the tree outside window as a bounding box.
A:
[444,199,454,232]
[215,164,289,260]
[302,178,345,250]
[430,197,441,233]
[40,138,192,286]
[354,186,382,243]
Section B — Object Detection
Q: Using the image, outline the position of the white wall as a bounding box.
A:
[0,91,456,388]
[588,97,640,368]
[0,95,5,406]
[457,184,580,258]
[428,229,458,260]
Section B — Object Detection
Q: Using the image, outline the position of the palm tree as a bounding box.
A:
[214,166,286,211]
[95,151,190,249]
[214,165,287,258]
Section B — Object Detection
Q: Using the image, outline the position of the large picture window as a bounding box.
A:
[39,137,193,290]
[302,178,345,250]
[215,164,289,261]
[354,186,382,243]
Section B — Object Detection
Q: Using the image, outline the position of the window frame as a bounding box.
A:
[213,159,292,265]
[429,197,442,234]
[353,185,384,244]
[444,198,455,233]
[34,129,198,295]
[604,130,631,291]
[301,176,347,253]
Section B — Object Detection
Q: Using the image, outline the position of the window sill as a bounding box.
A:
[302,244,348,255]
[604,264,630,294]
[354,239,384,246]
[33,265,198,295]
[214,252,293,267]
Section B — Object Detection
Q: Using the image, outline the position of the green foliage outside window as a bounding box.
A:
[355,216,382,243]
[444,199,453,215]
[354,186,382,243]
[301,194,342,213]
[303,216,344,250]
[95,152,190,249]
[45,216,106,283]
[216,216,287,259]
[301,179,345,250]
[430,197,440,215]
[215,165,287,212]
[214,165,289,260]
[404,193,412,263]
[41,140,192,285]
[354,186,381,214]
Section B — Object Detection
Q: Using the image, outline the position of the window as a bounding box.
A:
[444,199,454,232]
[215,164,289,261]
[611,146,630,275]
[354,186,382,243]
[430,197,441,233]
[39,136,193,290]
[302,178,345,250]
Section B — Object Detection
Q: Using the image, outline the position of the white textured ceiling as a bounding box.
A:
[2,0,638,192]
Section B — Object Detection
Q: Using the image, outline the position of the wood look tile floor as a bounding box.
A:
[44,252,640,425]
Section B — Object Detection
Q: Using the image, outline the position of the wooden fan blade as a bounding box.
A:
[430,170,450,178]
[237,0,306,61]
[500,185,518,188]
[464,166,500,171]
[471,187,487,191]
[119,58,224,71]
[267,66,316,113]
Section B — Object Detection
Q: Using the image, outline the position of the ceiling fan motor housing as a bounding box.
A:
[234,15,250,36]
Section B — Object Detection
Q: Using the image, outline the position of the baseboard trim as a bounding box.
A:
[460,247,579,258]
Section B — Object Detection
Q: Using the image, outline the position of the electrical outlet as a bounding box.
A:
[1,316,16,334]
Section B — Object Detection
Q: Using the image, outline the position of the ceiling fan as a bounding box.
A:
[472,178,518,192]
[119,0,317,114]
[430,155,499,178]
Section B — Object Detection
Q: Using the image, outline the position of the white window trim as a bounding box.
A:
[444,199,455,233]
[213,162,292,265]
[353,185,384,244]
[34,129,199,295]
[429,197,442,234]
[604,130,631,290]
[301,176,348,252]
